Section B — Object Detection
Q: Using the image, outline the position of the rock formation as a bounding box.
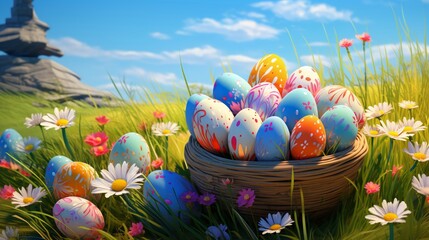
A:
[0,0,118,107]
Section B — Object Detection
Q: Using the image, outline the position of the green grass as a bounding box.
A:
[1,16,429,239]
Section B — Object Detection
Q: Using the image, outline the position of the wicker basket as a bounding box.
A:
[184,132,368,217]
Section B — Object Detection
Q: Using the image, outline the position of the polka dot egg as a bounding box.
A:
[53,162,96,200]
[0,128,23,162]
[282,66,321,98]
[248,53,288,94]
[290,115,326,160]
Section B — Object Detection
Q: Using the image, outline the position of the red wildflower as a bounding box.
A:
[151,158,164,169]
[0,185,15,200]
[85,132,109,147]
[153,110,166,120]
[356,32,371,42]
[95,115,110,125]
[91,143,110,156]
[339,38,353,48]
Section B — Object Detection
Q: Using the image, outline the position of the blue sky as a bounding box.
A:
[0,0,428,95]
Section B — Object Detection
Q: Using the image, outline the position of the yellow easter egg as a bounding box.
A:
[53,162,96,200]
[248,54,288,94]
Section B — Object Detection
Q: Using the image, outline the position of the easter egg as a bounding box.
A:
[193,98,234,155]
[248,53,288,93]
[255,116,290,161]
[290,115,326,160]
[275,88,318,132]
[45,155,73,190]
[228,108,262,161]
[185,94,210,137]
[53,162,96,200]
[282,66,321,98]
[53,196,104,239]
[213,72,251,115]
[109,132,151,173]
[321,105,358,152]
[315,85,365,129]
[244,82,281,121]
[143,170,199,223]
[0,128,23,162]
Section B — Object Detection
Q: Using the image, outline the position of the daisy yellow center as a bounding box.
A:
[111,179,127,192]
[204,196,211,202]
[369,130,379,135]
[269,224,282,231]
[162,129,171,135]
[24,144,34,151]
[388,131,399,137]
[383,212,398,221]
[56,118,69,127]
[413,152,426,160]
[403,126,413,132]
[23,197,34,204]
[378,110,385,115]
[406,104,415,108]
[244,194,250,200]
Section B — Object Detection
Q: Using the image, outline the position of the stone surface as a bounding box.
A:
[0,56,118,107]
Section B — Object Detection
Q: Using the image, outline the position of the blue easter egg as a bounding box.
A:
[45,155,73,189]
[255,116,290,161]
[321,105,358,152]
[110,132,150,173]
[0,128,23,161]
[213,72,251,115]
[275,88,318,132]
[185,94,209,137]
[143,170,199,223]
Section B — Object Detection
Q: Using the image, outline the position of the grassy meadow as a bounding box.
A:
[1,18,429,239]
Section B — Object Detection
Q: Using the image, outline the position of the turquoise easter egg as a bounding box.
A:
[45,155,73,190]
[320,105,358,152]
[0,128,23,162]
[213,72,251,115]
[143,170,200,223]
[275,88,318,132]
[255,116,290,161]
[109,132,150,173]
[185,94,209,137]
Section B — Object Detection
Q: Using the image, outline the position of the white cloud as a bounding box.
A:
[150,32,170,40]
[123,67,179,85]
[252,0,355,22]
[308,41,330,47]
[301,54,332,68]
[183,18,279,41]
[243,12,267,21]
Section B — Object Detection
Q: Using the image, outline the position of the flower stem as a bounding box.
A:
[386,138,393,165]
[39,125,46,143]
[363,42,368,107]
[389,223,394,240]
[61,128,75,159]
[165,137,169,169]
[410,161,418,172]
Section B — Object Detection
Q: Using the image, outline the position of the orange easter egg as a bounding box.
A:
[53,162,96,200]
[290,115,326,160]
[248,54,288,93]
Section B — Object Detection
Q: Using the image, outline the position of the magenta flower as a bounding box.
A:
[356,32,371,42]
[0,185,15,200]
[237,188,255,208]
[128,222,144,237]
[180,191,199,203]
[364,182,380,194]
[339,38,353,48]
[199,193,216,206]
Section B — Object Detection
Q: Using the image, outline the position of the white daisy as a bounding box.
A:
[365,102,393,120]
[377,120,412,141]
[258,212,294,235]
[398,117,426,133]
[0,226,19,240]
[403,141,429,162]
[91,162,144,198]
[151,122,180,137]
[24,113,43,128]
[362,125,385,138]
[399,100,418,110]
[11,184,47,208]
[412,174,429,196]
[16,137,41,154]
[365,198,411,225]
[40,107,75,130]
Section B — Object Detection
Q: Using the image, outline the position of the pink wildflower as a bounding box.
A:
[356,32,371,42]
[392,165,403,177]
[151,158,164,169]
[221,178,233,186]
[153,110,166,120]
[128,222,144,237]
[95,115,110,125]
[364,181,380,194]
[0,185,15,200]
[237,188,255,208]
[91,143,110,156]
[199,193,216,206]
[339,38,353,48]
[84,132,109,147]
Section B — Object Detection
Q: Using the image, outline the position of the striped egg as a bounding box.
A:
[244,82,281,121]
[290,115,326,160]
[53,162,96,200]
[248,54,288,93]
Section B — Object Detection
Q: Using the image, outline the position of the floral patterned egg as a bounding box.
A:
[0,128,23,162]
[315,85,365,129]
[213,72,251,115]
[185,94,210,137]
[290,115,326,160]
[228,108,262,161]
[282,66,321,98]
[45,155,73,190]
[248,53,288,93]
[321,105,358,152]
[143,170,199,223]
[53,162,96,200]
[275,88,318,132]
[53,196,104,239]
[109,132,151,173]
[193,98,234,155]
[244,82,281,121]
[255,116,290,161]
